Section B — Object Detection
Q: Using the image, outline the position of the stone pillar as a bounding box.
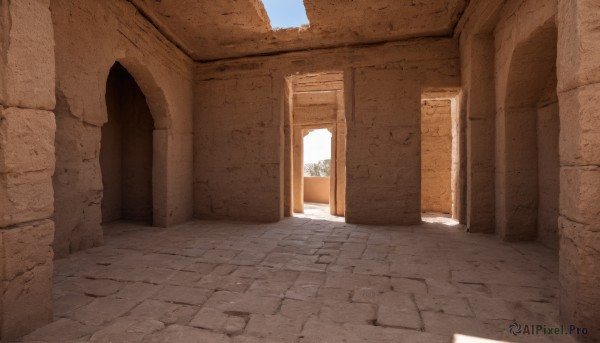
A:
[461,34,496,233]
[334,88,346,217]
[557,0,600,341]
[292,127,305,214]
[0,0,56,340]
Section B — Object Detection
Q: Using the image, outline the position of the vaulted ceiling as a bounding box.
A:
[130,0,469,61]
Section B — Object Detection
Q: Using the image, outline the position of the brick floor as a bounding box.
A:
[19,210,575,343]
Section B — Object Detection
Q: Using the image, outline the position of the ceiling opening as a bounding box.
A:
[261,0,310,29]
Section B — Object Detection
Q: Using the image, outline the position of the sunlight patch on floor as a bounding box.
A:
[295,202,344,222]
[453,334,514,343]
[422,212,460,226]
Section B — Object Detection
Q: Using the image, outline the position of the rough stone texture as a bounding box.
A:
[461,32,497,234]
[0,0,55,110]
[494,0,558,242]
[556,0,600,341]
[421,100,453,214]
[0,0,598,341]
[194,39,460,224]
[0,221,55,341]
[0,107,56,227]
[194,75,280,222]
[0,107,55,175]
[50,0,195,257]
[537,75,560,249]
[127,0,468,61]
[23,217,576,342]
[0,0,57,340]
[51,100,103,257]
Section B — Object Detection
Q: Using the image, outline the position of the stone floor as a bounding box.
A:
[19,211,576,343]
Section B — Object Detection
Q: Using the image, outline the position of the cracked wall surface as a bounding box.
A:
[0,0,56,340]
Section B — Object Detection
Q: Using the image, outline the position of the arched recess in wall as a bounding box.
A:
[499,19,559,245]
[100,60,171,228]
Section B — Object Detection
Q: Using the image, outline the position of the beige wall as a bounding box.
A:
[537,73,560,249]
[459,0,600,338]
[51,0,195,257]
[421,100,452,214]
[458,1,502,233]
[0,0,598,340]
[304,177,330,204]
[0,0,56,340]
[493,0,558,241]
[556,0,600,339]
[194,39,460,224]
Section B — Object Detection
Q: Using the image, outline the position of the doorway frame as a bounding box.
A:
[283,71,347,217]
[293,125,338,214]
[420,89,463,221]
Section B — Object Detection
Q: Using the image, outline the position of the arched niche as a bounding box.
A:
[100,61,171,227]
[498,19,558,242]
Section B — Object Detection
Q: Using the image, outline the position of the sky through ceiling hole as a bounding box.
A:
[261,0,310,29]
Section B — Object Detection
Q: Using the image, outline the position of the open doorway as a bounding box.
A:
[421,92,461,225]
[100,62,154,225]
[285,71,346,219]
[303,128,333,217]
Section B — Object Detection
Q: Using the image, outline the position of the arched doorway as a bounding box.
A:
[100,62,154,224]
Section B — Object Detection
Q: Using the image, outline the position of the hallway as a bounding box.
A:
[21,218,570,342]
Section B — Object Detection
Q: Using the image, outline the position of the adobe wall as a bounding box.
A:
[304,177,330,204]
[493,0,557,241]
[556,0,600,340]
[421,100,452,214]
[460,0,599,339]
[50,0,195,257]
[537,73,560,249]
[457,0,504,233]
[194,39,460,224]
[459,0,560,241]
[0,0,56,340]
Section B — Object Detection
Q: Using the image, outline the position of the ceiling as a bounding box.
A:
[130,0,469,61]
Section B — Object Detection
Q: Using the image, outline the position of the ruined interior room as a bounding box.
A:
[0,0,598,342]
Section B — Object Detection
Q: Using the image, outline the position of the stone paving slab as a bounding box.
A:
[16,216,577,343]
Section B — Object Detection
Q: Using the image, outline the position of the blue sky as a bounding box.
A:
[261,0,310,29]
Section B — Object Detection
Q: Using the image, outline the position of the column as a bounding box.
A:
[0,0,56,340]
[557,0,600,341]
